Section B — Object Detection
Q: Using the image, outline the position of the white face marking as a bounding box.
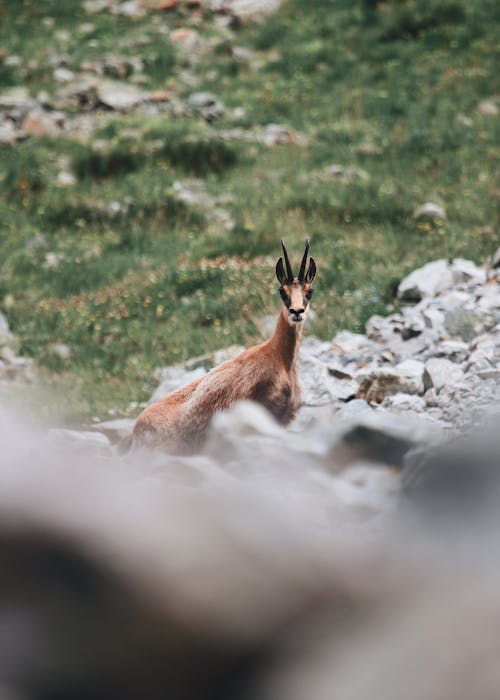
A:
[282,282,312,326]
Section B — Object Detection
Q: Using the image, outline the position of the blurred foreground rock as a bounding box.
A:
[3,405,500,699]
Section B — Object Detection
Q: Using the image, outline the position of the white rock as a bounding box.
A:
[92,418,135,442]
[57,171,77,186]
[50,343,72,360]
[382,393,426,413]
[478,99,498,116]
[450,258,487,286]
[0,86,36,110]
[96,80,145,110]
[431,340,469,363]
[413,202,446,221]
[424,358,465,391]
[221,0,284,21]
[0,311,10,341]
[150,365,207,404]
[394,359,426,394]
[299,357,357,406]
[0,121,22,144]
[48,429,111,454]
[53,67,75,83]
[398,260,454,302]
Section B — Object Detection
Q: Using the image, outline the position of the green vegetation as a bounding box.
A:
[0,0,498,423]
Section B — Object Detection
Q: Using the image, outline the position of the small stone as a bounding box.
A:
[382,393,426,413]
[22,109,60,137]
[53,67,75,82]
[111,0,146,17]
[57,171,76,186]
[43,252,64,270]
[0,121,21,144]
[478,100,498,116]
[4,55,23,68]
[0,86,36,110]
[413,202,447,221]
[222,0,284,21]
[323,164,370,183]
[83,0,112,11]
[424,358,465,392]
[96,80,145,110]
[187,91,225,122]
[50,343,72,360]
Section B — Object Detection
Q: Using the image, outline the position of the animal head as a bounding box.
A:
[276,238,316,325]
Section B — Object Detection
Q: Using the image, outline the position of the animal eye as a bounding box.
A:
[305,289,314,300]
[279,288,290,306]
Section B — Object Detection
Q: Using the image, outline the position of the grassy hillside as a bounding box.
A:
[0,0,498,423]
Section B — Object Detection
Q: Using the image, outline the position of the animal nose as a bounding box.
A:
[289,307,304,317]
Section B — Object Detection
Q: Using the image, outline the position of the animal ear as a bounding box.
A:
[276,257,287,285]
[306,257,316,283]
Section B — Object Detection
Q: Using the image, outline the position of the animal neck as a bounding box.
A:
[269,307,303,371]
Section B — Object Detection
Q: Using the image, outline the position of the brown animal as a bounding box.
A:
[126,239,316,453]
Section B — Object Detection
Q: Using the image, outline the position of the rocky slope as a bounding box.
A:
[34,252,499,525]
[2,254,500,698]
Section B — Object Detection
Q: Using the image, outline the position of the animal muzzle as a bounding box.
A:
[289,308,304,323]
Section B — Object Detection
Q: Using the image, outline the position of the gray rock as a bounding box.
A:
[429,340,469,363]
[187,92,225,122]
[413,202,446,221]
[0,121,23,144]
[357,360,425,403]
[382,393,426,413]
[332,407,443,468]
[53,67,75,83]
[422,306,445,330]
[91,418,135,443]
[50,343,72,360]
[150,366,207,403]
[424,358,465,392]
[398,260,454,302]
[0,311,11,344]
[444,308,496,342]
[96,81,145,110]
[478,99,499,116]
[48,429,111,454]
[477,284,500,312]
[0,86,37,111]
[323,164,370,183]
[450,258,487,286]
[299,357,357,406]
[183,344,245,371]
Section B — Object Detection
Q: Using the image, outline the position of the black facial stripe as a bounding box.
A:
[279,287,291,307]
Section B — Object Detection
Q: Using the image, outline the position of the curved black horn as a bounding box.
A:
[281,239,294,283]
[298,238,310,281]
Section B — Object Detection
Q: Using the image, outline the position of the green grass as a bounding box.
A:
[0,0,498,423]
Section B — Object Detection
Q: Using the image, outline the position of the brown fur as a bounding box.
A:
[130,308,304,454]
[127,242,316,454]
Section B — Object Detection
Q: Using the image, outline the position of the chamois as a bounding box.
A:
[127,239,316,453]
